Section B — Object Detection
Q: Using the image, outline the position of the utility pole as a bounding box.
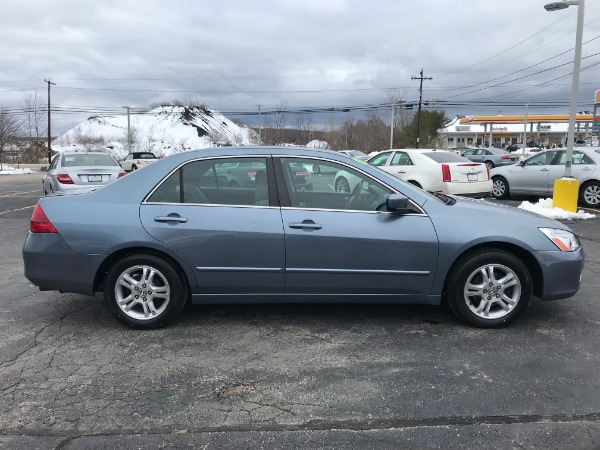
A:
[44,79,55,164]
[411,69,432,148]
[523,103,529,149]
[257,105,262,144]
[122,106,131,152]
[389,102,395,149]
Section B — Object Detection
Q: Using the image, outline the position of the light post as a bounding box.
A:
[544,0,584,211]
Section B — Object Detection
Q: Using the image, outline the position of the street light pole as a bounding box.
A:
[545,0,584,177]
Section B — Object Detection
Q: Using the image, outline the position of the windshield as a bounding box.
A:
[348,150,367,157]
[62,153,117,167]
[365,163,443,203]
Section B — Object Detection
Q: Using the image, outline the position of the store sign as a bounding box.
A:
[455,126,470,131]
[492,127,507,132]
[539,125,551,131]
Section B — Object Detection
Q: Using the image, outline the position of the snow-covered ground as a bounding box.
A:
[0,165,36,175]
[518,198,596,220]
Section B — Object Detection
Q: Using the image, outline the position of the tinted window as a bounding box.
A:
[135,153,156,159]
[280,158,392,212]
[148,158,269,206]
[423,152,471,163]
[368,152,391,166]
[524,151,557,166]
[391,152,413,166]
[559,151,595,165]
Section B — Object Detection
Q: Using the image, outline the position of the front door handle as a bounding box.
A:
[289,220,322,230]
[155,214,188,223]
[540,168,549,172]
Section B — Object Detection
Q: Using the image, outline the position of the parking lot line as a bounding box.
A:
[0,190,40,198]
[0,205,35,215]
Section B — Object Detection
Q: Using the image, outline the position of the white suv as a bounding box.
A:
[120,152,158,172]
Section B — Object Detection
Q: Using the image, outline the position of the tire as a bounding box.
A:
[492,176,509,199]
[580,181,600,208]
[313,164,321,175]
[445,249,532,328]
[485,160,495,170]
[42,183,47,196]
[408,180,422,189]
[104,254,188,329]
[132,164,138,171]
[335,177,350,193]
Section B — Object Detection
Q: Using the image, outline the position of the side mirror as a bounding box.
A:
[518,160,525,166]
[386,193,413,214]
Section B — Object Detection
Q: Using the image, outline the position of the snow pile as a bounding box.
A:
[53,106,259,160]
[518,198,596,220]
[307,139,329,149]
[0,165,36,175]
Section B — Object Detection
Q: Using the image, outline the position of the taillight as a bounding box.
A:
[486,165,491,180]
[501,155,511,160]
[441,164,451,182]
[118,172,126,178]
[56,173,74,184]
[30,204,57,233]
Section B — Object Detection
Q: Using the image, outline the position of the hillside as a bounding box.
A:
[53,105,259,159]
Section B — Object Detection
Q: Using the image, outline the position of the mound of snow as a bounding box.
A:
[54,106,259,160]
[0,165,36,175]
[518,198,596,220]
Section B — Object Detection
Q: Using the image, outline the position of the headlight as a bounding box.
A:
[539,228,581,252]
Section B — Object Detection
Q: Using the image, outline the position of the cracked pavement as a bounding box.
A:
[1,174,600,448]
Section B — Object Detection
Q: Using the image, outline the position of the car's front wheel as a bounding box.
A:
[104,254,188,328]
[445,249,531,327]
[580,181,600,208]
[492,176,510,199]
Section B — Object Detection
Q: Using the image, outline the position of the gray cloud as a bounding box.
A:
[2,0,599,133]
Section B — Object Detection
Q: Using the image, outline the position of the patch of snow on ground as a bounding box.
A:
[518,198,596,220]
[0,166,36,175]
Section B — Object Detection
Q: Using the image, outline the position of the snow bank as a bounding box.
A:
[0,165,36,175]
[307,140,329,149]
[518,198,596,220]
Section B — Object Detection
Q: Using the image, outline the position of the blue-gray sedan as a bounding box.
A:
[23,147,584,329]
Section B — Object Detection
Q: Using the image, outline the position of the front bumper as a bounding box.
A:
[23,232,105,296]
[536,247,585,301]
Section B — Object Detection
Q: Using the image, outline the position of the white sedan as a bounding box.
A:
[338,149,491,198]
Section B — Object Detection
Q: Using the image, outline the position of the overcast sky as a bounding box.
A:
[2,0,600,133]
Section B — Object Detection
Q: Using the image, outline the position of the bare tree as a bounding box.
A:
[274,103,288,144]
[0,107,23,171]
[295,113,313,144]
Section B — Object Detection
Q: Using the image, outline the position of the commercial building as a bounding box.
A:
[439,113,596,149]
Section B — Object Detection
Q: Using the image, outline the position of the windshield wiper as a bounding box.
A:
[428,191,456,205]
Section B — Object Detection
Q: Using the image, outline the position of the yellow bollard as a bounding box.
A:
[552,178,580,213]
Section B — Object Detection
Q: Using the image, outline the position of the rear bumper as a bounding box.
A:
[23,232,104,296]
[536,247,585,301]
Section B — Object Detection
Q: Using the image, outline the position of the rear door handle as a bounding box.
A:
[289,221,322,230]
[155,214,188,223]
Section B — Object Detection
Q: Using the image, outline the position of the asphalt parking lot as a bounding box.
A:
[1,172,600,449]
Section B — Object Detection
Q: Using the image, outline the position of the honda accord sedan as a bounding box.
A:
[24,146,584,329]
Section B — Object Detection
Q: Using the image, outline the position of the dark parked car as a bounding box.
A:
[24,147,584,329]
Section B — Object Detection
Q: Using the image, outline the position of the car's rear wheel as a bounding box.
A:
[485,160,495,170]
[408,180,422,189]
[335,177,350,193]
[580,181,600,208]
[104,254,188,329]
[492,176,509,199]
[446,249,531,327]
